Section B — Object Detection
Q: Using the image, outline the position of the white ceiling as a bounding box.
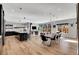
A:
[2,3,77,24]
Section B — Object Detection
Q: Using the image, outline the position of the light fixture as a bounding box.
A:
[19,8,22,10]
[24,17,26,19]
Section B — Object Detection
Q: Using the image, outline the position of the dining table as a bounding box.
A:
[44,33,56,40]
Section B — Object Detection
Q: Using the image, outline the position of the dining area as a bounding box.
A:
[40,31,61,46]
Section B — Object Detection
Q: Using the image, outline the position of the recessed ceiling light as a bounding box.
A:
[19,8,22,10]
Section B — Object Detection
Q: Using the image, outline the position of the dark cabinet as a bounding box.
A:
[19,33,28,41]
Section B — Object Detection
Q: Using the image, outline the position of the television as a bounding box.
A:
[32,26,36,30]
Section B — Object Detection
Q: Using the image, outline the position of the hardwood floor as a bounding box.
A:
[0,35,78,55]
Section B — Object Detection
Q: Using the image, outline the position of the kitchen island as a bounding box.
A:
[5,31,29,41]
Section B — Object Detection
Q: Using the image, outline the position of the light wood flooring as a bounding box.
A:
[0,35,78,55]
